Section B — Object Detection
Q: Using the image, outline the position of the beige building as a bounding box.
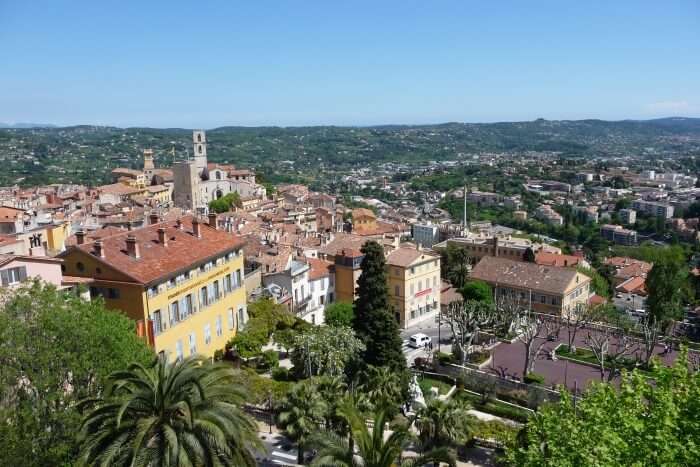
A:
[470,256,591,316]
[386,245,441,328]
[433,235,560,264]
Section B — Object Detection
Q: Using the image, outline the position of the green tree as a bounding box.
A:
[0,282,152,467]
[291,325,365,378]
[507,350,700,466]
[440,243,471,288]
[324,302,355,327]
[78,356,261,467]
[459,280,493,303]
[208,192,242,213]
[415,398,476,466]
[577,265,610,298]
[353,241,406,372]
[360,365,407,414]
[277,381,327,465]
[646,254,688,323]
[310,404,456,467]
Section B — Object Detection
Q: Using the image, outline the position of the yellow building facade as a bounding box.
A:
[60,217,247,360]
[386,246,441,329]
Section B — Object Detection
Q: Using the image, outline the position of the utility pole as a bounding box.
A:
[463,184,468,234]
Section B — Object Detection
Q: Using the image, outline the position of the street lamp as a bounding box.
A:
[268,391,273,434]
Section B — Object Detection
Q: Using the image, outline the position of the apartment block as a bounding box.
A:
[631,199,674,219]
[60,215,247,360]
[600,224,638,246]
[386,245,441,328]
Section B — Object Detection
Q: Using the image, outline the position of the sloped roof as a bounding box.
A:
[63,217,244,285]
[470,256,586,295]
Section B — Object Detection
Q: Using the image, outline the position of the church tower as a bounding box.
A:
[143,148,155,171]
[193,130,207,172]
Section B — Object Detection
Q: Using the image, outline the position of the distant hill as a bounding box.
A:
[1,117,699,187]
[0,122,57,129]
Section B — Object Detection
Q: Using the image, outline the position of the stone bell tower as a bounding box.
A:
[192,130,208,172]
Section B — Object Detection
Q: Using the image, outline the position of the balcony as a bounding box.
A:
[293,294,313,314]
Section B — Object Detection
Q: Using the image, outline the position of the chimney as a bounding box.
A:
[192,218,202,238]
[208,212,217,229]
[149,213,159,225]
[126,234,140,259]
[94,239,105,258]
[158,227,168,247]
[76,230,85,245]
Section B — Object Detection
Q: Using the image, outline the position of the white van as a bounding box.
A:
[408,333,432,349]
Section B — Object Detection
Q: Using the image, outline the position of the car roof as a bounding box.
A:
[410,333,429,339]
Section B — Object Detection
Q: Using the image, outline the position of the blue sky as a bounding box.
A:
[1,1,698,127]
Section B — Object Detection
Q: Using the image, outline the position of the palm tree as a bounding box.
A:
[77,355,261,467]
[415,397,475,466]
[361,365,406,413]
[310,404,456,467]
[277,380,327,465]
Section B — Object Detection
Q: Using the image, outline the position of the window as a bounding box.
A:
[237,306,246,327]
[207,283,215,303]
[310,281,315,293]
[204,324,212,345]
[200,287,208,307]
[395,285,400,296]
[185,294,193,316]
[410,284,414,295]
[76,262,85,272]
[214,281,220,300]
[227,308,235,330]
[175,340,183,361]
[152,310,162,335]
[225,274,232,292]
[540,295,546,304]
[235,269,242,287]
[170,302,180,326]
[418,280,423,291]
[320,295,325,305]
[107,288,120,299]
[189,333,197,354]
[216,315,223,337]
[147,286,158,298]
[433,276,437,287]
[1,266,27,286]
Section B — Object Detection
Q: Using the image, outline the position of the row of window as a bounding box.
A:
[151,271,243,335]
[146,252,240,298]
[498,288,562,307]
[393,275,439,298]
[401,260,439,276]
[409,301,439,320]
[169,307,247,361]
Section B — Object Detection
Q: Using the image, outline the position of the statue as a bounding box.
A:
[408,374,426,411]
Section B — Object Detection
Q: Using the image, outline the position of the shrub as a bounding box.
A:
[437,352,454,365]
[213,349,226,361]
[260,349,279,370]
[467,350,490,364]
[272,366,290,381]
[524,372,545,385]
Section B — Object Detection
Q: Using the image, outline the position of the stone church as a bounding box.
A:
[173,130,266,214]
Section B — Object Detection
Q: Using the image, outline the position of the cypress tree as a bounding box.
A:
[353,241,407,372]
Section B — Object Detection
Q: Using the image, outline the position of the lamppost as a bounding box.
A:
[268,391,273,434]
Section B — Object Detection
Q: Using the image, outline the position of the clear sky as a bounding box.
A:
[1,1,698,128]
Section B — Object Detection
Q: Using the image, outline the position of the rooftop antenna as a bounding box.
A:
[463,184,468,234]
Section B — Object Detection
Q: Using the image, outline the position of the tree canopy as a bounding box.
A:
[353,241,406,373]
[324,302,355,327]
[459,280,493,303]
[507,351,700,466]
[208,192,242,213]
[0,282,152,466]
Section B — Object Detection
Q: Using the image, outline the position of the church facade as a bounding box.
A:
[172,130,266,214]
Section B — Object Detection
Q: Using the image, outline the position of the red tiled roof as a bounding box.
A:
[63,216,244,285]
[535,252,582,268]
[307,258,333,280]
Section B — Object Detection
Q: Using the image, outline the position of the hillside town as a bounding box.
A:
[3,129,700,466]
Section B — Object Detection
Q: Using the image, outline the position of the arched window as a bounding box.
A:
[216,171,221,180]
[198,145,203,154]
[197,134,202,142]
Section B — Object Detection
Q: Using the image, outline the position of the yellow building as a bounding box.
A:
[470,256,591,315]
[333,248,364,303]
[386,245,441,329]
[60,215,247,360]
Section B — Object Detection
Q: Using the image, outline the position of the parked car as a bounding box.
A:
[408,333,432,349]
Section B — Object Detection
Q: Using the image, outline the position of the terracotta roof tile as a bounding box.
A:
[63,216,244,285]
[471,256,586,295]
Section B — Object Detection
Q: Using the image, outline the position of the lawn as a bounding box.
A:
[556,345,652,376]
[418,375,454,396]
[457,390,532,424]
